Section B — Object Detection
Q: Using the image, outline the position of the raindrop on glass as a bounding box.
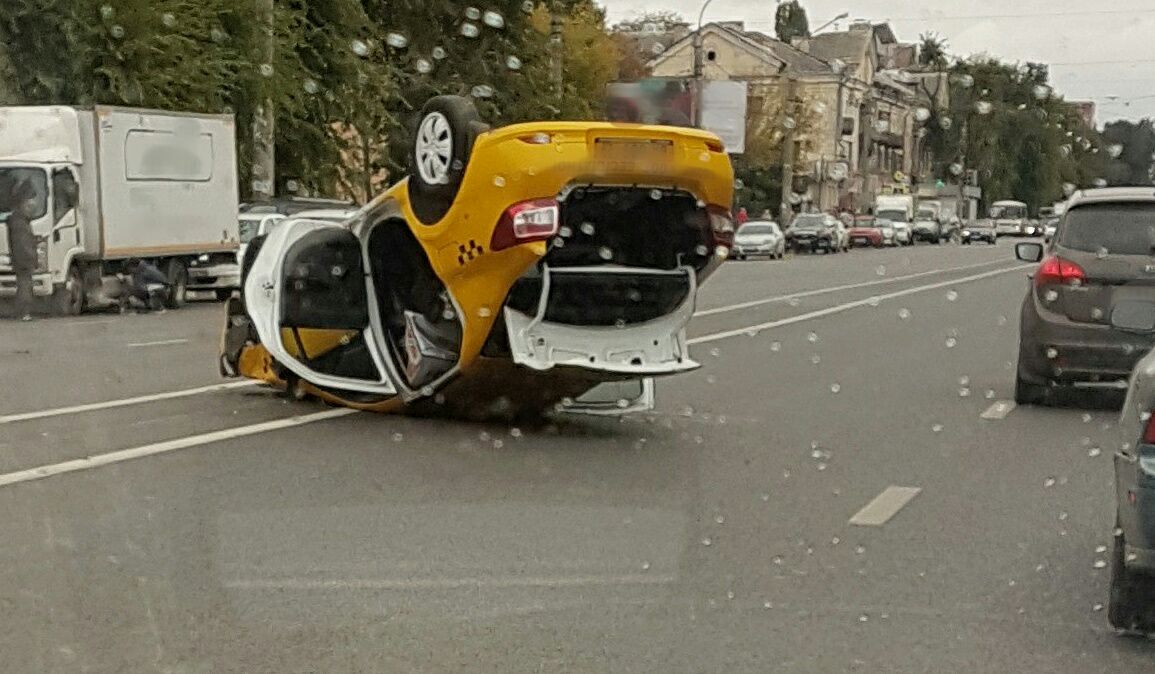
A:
[506,55,522,70]
[1044,477,1056,487]
[477,306,492,318]
[1045,347,1058,359]
[1032,84,1051,100]
[811,354,821,365]
[1092,603,1104,612]
[1062,182,1076,196]
[392,432,404,442]
[461,22,480,38]
[259,63,274,77]
[1088,447,1101,458]
[898,308,911,320]
[161,12,176,27]
[651,42,666,55]
[939,117,953,130]
[351,39,369,56]
[1059,511,1069,521]
[975,101,993,115]
[709,347,721,357]
[464,6,481,19]
[914,107,931,122]
[949,163,963,176]
[695,244,709,256]
[807,332,819,343]
[945,337,957,349]
[876,265,886,276]
[1093,559,1106,569]
[471,84,494,98]
[783,117,797,130]
[1044,290,1058,302]
[1096,247,1109,259]
[734,178,745,190]
[714,514,725,525]
[959,388,971,397]
[868,296,881,307]
[701,537,713,547]
[946,290,958,302]
[492,175,506,187]
[432,46,448,60]
[385,32,409,48]
[1093,178,1108,188]
[831,383,841,394]
[110,24,125,39]
[932,423,944,433]
[1107,144,1123,158]
[770,341,782,352]
[303,79,320,94]
[598,247,614,260]
[985,389,996,399]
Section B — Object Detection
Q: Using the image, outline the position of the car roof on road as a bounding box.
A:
[1069,187,1155,207]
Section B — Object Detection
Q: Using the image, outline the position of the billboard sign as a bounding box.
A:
[606,78,747,154]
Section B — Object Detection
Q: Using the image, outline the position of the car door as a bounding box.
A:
[244,217,401,397]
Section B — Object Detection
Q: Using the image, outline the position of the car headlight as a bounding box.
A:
[962,230,971,237]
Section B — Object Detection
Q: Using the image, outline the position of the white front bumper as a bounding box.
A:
[188,263,241,290]
[0,272,54,297]
[504,266,699,375]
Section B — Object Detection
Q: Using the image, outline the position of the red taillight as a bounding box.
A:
[490,198,560,251]
[1143,412,1155,444]
[1034,255,1085,288]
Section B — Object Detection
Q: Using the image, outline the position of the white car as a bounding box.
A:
[732,221,786,260]
[889,219,914,245]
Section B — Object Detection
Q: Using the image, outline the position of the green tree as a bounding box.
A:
[917,33,948,70]
[1101,119,1155,186]
[774,1,809,44]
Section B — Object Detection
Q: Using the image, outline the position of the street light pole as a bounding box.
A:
[691,0,716,127]
[811,12,850,35]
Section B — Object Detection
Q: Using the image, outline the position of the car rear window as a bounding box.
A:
[738,224,775,235]
[1058,202,1155,256]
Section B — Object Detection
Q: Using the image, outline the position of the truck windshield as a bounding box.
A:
[0,167,49,223]
[990,204,1026,219]
[916,209,936,221]
[876,209,906,222]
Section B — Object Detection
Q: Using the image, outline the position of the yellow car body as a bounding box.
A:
[222,99,734,417]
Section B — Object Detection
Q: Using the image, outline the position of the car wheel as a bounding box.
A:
[1109,527,1154,633]
[52,263,85,316]
[1014,369,1049,405]
[164,260,188,309]
[408,95,487,223]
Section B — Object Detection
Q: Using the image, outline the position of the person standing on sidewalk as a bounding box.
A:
[4,179,38,321]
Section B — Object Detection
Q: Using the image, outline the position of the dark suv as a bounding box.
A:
[1014,188,1155,404]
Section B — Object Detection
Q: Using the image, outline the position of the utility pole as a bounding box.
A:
[549,1,564,100]
[780,77,798,224]
[692,0,716,127]
[857,95,874,212]
[251,0,275,201]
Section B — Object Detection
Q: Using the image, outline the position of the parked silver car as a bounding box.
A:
[732,220,786,260]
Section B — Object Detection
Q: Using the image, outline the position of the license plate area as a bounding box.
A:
[594,138,673,164]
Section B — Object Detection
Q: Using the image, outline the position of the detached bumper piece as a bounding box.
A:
[503,265,698,375]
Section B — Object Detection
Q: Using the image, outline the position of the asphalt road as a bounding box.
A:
[2,241,1152,673]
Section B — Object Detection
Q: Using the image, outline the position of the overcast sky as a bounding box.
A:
[597,0,1155,126]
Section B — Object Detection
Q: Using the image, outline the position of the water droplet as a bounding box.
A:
[109,24,125,39]
[1127,552,1138,563]
[432,46,448,60]
[161,12,176,27]
[770,341,781,352]
[1092,603,1104,612]
[478,431,491,442]
[1088,447,1102,458]
[350,39,369,56]
[303,79,320,94]
[806,332,819,344]
[714,246,730,258]
[997,315,1008,326]
[1115,526,1125,537]
[932,423,944,433]
[598,247,614,260]
[1096,247,1109,259]
[1045,347,1058,359]
[830,383,841,394]
[709,347,721,357]
[386,32,409,48]
[975,101,993,115]
[701,537,712,547]
[949,162,963,175]
[714,514,725,524]
[580,221,596,236]
[875,265,887,276]
[810,354,821,365]
[772,555,783,565]
[957,73,974,88]
[1043,289,1059,303]
[483,10,505,28]
[1093,178,1108,188]
[258,63,274,77]
[898,308,911,320]
[1107,143,1124,158]
[392,432,404,442]
[763,600,773,609]
[761,493,770,502]
[958,388,971,397]
[945,337,957,349]
[940,116,953,130]
[1033,84,1052,100]
[855,545,866,555]
[1090,307,1104,320]
[858,614,869,623]
[914,107,931,122]
[477,306,492,318]
[782,116,797,130]
[471,84,494,98]
[461,22,480,38]
[505,55,522,70]
[1093,559,1106,569]
[492,175,506,187]
[522,0,535,13]
[946,290,959,302]
[1058,511,1069,521]
[649,188,663,200]
[734,178,745,190]
[1044,477,1056,487]
[464,6,482,19]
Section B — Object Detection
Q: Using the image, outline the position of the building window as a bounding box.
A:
[706,50,717,62]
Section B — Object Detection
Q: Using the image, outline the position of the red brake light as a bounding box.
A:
[490,198,560,251]
[1143,412,1155,444]
[1034,255,1085,288]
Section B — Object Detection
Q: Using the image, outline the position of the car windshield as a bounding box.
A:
[737,223,775,235]
[791,215,826,229]
[0,167,49,223]
[1059,203,1155,256]
[10,2,1155,671]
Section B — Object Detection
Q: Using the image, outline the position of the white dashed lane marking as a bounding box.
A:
[127,338,190,348]
[980,400,1017,420]
[849,486,923,527]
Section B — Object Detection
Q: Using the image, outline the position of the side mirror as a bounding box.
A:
[1015,242,1044,263]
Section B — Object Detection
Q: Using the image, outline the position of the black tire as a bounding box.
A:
[215,289,233,302]
[52,263,84,316]
[165,260,188,309]
[408,96,487,224]
[1108,527,1153,632]
[1014,369,1049,405]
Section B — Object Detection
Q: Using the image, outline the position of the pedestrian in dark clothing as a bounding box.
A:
[121,258,170,313]
[4,179,38,321]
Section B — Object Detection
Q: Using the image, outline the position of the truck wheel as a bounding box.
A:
[52,264,85,316]
[165,260,188,309]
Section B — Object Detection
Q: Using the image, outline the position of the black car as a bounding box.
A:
[960,219,997,245]
[786,213,846,254]
[1014,188,1155,404]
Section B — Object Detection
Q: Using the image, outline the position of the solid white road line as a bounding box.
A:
[126,338,191,348]
[688,264,1031,345]
[849,486,923,527]
[0,408,357,489]
[694,258,1009,318]
[980,400,1017,420]
[224,572,677,592]
[0,381,260,425]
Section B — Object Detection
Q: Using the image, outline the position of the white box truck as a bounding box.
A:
[0,105,239,314]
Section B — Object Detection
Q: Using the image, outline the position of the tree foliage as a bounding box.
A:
[1101,119,1155,186]
[774,1,809,44]
[917,33,948,70]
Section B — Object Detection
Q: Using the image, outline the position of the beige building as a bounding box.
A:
[650,20,919,213]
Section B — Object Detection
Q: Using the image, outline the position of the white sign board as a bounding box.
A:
[698,81,747,154]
